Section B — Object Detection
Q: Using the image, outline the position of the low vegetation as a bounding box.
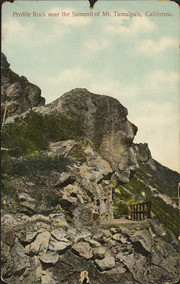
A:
[2,111,84,157]
[114,162,179,237]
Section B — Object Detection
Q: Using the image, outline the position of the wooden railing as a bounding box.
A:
[130,202,151,221]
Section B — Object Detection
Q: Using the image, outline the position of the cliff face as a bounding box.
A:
[1,54,180,284]
[1,53,45,119]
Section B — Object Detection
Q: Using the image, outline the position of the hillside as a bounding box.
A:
[1,53,180,284]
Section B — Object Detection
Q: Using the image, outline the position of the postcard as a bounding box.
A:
[1,1,180,283]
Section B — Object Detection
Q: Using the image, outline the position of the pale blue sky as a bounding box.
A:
[2,1,179,171]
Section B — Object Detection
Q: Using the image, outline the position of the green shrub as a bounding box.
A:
[114,199,130,219]
[2,111,84,157]
[1,153,69,177]
[2,112,48,156]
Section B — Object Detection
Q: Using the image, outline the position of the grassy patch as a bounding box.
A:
[113,186,136,219]
[114,199,130,219]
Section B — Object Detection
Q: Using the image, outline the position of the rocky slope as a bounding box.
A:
[1,53,180,284]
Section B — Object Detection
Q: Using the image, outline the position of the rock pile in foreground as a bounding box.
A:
[2,212,180,284]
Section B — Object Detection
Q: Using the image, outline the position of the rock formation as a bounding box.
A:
[50,88,139,183]
[1,53,180,284]
[1,53,45,120]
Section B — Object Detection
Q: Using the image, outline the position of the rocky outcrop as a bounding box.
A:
[50,88,139,183]
[133,143,156,170]
[1,54,180,284]
[1,53,45,119]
